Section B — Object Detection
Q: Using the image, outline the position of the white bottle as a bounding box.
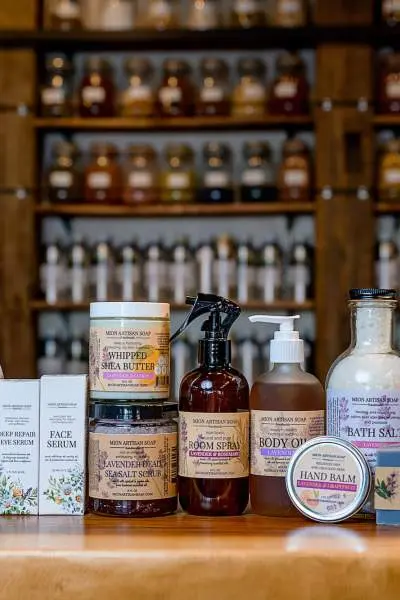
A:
[326,288,400,513]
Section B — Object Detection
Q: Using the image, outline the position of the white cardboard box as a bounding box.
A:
[39,375,87,515]
[0,380,39,515]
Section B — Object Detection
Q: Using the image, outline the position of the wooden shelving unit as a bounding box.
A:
[35,202,315,218]
[375,203,400,213]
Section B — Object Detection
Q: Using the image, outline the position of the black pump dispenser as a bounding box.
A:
[170,293,241,367]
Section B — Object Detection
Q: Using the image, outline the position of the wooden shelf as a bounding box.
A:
[33,115,313,131]
[35,202,315,218]
[375,202,400,213]
[29,300,315,312]
[373,115,400,126]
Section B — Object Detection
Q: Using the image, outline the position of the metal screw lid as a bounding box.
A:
[349,288,397,300]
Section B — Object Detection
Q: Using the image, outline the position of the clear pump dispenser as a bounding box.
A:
[248,314,325,517]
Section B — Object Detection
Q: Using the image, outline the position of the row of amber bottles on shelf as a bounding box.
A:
[44,137,312,204]
[47,0,309,31]
[41,53,310,118]
[40,236,313,305]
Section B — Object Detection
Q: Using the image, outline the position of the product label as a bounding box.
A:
[82,86,106,104]
[89,432,177,501]
[204,171,230,188]
[387,81,400,99]
[291,441,363,516]
[49,170,72,188]
[375,467,400,510]
[149,0,171,18]
[179,411,249,479]
[89,319,170,397]
[166,172,189,189]
[53,0,80,18]
[128,171,153,188]
[278,0,300,14]
[376,259,398,290]
[242,168,268,186]
[42,88,65,105]
[384,168,400,184]
[159,87,182,105]
[126,85,152,101]
[200,86,224,102]
[274,80,298,98]
[234,0,257,14]
[251,410,325,477]
[284,169,308,187]
[327,390,400,472]
[242,83,266,102]
[87,171,111,189]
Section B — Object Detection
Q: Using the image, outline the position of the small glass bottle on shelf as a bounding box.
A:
[287,242,313,303]
[236,241,257,304]
[273,0,307,27]
[213,234,237,299]
[116,243,142,301]
[45,141,81,203]
[232,58,267,117]
[382,0,400,24]
[169,239,196,305]
[240,141,276,202]
[196,58,231,117]
[100,0,134,30]
[84,143,121,203]
[379,139,400,201]
[160,144,196,203]
[68,239,90,304]
[187,0,220,30]
[231,0,266,28]
[120,58,155,117]
[278,138,311,201]
[78,57,116,118]
[199,142,234,204]
[257,242,282,303]
[376,239,398,290]
[41,55,73,118]
[47,0,81,30]
[122,144,159,204]
[377,53,400,114]
[137,0,179,29]
[268,51,309,115]
[66,338,88,375]
[157,59,196,117]
[40,242,67,305]
[91,240,116,301]
[38,335,65,376]
[144,242,169,302]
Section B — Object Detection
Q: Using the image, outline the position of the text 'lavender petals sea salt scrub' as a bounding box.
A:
[89,302,170,400]
[326,288,400,514]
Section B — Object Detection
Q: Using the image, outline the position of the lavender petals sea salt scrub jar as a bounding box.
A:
[89,401,178,517]
[89,302,170,400]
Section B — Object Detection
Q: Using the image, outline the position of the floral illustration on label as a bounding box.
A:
[375,467,400,510]
[0,468,37,515]
[89,432,177,501]
[43,465,84,514]
[179,412,249,479]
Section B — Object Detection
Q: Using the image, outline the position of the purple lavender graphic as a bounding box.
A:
[339,397,350,421]
[375,472,398,500]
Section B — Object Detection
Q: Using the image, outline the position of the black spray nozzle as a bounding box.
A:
[170,293,241,343]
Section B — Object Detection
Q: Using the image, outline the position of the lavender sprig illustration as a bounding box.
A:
[375,472,398,500]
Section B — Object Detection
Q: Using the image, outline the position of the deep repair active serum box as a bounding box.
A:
[39,375,87,515]
[0,380,39,515]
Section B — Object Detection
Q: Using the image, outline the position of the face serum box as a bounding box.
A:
[39,375,87,515]
[0,380,39,515]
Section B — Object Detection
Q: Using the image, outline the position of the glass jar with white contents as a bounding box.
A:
[232,58,267,117]
[187,0,220,30]
[326,288,400,514]
[41,55,73,117]
[240,141,276,203]
[197,58,230,116]
[89,401,178,517]
[100,0,134,30]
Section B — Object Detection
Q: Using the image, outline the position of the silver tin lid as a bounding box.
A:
[286,436,371,523]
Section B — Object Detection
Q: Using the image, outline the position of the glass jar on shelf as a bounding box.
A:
[47,0,82,30]
[187,0,220,30]
[213,234,236,299]
[120,58,155,117]
[379,139,400,201]
[273,0,307,27]
[231,0,266,28]
[199,142,234,204]
[41,55,73,118]
[232,58,267,117]
[91,240,116,301]
[382,0,400,24]
[45,141,81,203]
[144,242,169,302]
[122,144,159,204]
[278,138,312,202]
[268,51,309,115]
[157,59,196,117]
[116,242,142,301]
[378,53,400,114]
[78,56,116,118]
[84,142,121,203]
[137,0,179,29]
[168,239,196,305]
[160,143,196,203]
[99,0,135,30]
[196,58,231,117]
[240,141,276,202]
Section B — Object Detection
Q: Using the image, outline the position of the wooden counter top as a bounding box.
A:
[0,514,399,600]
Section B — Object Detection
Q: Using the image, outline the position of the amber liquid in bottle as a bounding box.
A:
[250,364,325,517]
[179,366,249,516]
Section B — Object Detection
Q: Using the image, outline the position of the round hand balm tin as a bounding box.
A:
[286,436,371,523]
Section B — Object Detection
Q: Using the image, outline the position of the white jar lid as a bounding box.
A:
[90,302,170,319]
[286,436,371,523]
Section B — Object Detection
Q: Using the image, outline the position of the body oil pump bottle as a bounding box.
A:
[171,294,249,516]
[248,315,325,517]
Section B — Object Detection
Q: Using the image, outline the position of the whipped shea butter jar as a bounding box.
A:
[89,302,170,400]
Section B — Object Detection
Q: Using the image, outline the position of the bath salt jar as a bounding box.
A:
[326,288,400,514]
[88,401,178,517]
[89,302,170,400]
